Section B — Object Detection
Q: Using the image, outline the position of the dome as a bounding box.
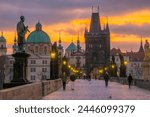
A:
[66,42,77,51]
[26,22,51,44]
[0,32,6,42]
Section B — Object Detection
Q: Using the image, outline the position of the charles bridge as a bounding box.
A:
[0,77,150,100]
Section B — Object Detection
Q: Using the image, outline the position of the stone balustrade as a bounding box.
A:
[113,77,150,90]
[0,79,62,100]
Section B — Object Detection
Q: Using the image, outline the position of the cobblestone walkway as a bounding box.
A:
[43,79,150,100]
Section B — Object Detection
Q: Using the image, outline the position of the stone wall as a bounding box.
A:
[42,79,62,96]
[0,79,62,100]
[114,77,150,90]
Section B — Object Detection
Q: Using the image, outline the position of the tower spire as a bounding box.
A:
[106,16,110,33]
[77,32,81,51]
[139,36,144,52]
[98,5,99,13]
[89,6,101,33]
[59,32,61,45]
[1,32,3,37]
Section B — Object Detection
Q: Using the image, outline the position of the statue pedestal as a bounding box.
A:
[142,62,150,80]
[11,52,30,83]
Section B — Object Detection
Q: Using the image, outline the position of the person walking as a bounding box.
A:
[70,74,76,90]
[104,72,110,87]
[62,72,67,90]
[127,74,133,88]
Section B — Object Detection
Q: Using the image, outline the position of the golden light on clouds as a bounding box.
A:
[109,9,150,26]
[3,9,150,52]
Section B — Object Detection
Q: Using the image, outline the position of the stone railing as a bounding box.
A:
[112,77,150,90]
[0,79,62,100]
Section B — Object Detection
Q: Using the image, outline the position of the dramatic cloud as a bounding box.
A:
[0,0,150,52]
[111,24,150,38]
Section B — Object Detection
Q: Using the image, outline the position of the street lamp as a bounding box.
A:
[50,52,56,79]
[63,61,67,65]
[111,65,115,69]
[124,61,128,66]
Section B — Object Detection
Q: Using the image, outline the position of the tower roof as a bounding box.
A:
[139,37,144,53]
[0,32,6,42]
[89,7,101,33]
[66,42,77,51]
[27,22,50,44]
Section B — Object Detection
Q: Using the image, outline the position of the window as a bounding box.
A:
[31,75,36,80]
[44,46,47,54]
[42,60,47,64]
[35,46,38,53]
[10,68,13,72]
[1,45,4,48]
[42,75,47,80]
[42,68,47,72]
[31,60,36,64]
[30,68,36,72]
[10,60,13,64]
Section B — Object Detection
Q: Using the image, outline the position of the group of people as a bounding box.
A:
[61,72,133,91]
[103,72,133,88]
[61,72,76,91]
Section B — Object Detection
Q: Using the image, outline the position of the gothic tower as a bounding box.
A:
[85,7,110,74]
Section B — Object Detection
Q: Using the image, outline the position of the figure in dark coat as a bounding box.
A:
[127,74,133,88]
[104,72,109,87]
[62,72,67,90]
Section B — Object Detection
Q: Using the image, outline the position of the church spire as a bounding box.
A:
[106,17,110,33]
[139,36,144,52]
[1,32,3,37]
[77,32,81,51]
[58,32,63,49]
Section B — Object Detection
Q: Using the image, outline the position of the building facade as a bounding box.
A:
[65,36,85,72]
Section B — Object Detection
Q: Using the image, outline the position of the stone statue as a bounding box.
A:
[17,16,30,51]
[142,40,150,80]
[144,40,150,62]
[119,54,126,77]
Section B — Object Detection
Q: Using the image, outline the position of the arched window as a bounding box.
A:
[44,46,47,55]
[1,45,3,48]
[35,46,38,53]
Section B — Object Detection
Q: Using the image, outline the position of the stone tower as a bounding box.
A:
[85,7,110,74]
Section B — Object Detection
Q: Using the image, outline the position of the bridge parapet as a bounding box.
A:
[111,77,150,91]
[0,79,62,100]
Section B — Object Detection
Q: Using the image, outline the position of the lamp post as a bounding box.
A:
[50,52,56,79]
[0,64,5,90]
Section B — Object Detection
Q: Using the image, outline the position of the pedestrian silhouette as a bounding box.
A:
[88,74,91,81]
[127,74,133,88]
[70,74,76,90]
[62,72,67,90]
[104,72,110,87]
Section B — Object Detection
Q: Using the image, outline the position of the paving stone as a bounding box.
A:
[43,79,150,100]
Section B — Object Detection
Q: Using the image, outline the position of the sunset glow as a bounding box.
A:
[0,1,150,54]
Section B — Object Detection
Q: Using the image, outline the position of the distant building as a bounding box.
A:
[110,39,144,78]
[85,7,110,74]
[25,22,51,82]
[0,32,7,56]
[65,35,85,71]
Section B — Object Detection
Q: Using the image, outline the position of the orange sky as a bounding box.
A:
[2,9,150,53]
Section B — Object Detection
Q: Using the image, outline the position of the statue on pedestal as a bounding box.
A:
[142,40,150,80]
[17,16,30,51]
[144,40,150,62]
[11,16,30,83]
